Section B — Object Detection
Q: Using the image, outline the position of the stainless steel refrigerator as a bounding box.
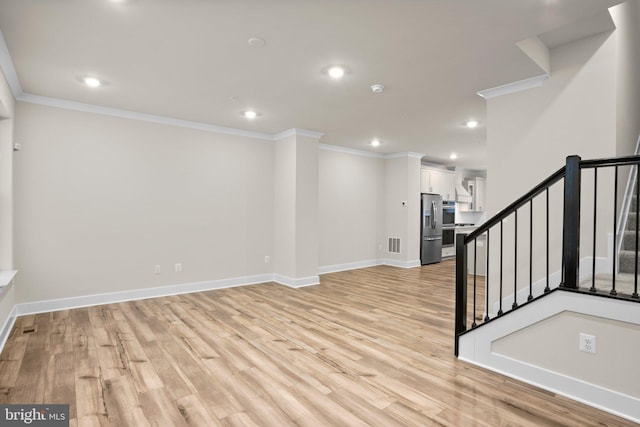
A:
[421,193,443,265]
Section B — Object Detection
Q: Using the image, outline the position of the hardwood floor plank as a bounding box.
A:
[1,260,635,426]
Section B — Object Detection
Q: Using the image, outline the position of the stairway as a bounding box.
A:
[620,191,640,274]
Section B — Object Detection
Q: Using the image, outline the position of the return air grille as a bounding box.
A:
[388,237,401,253]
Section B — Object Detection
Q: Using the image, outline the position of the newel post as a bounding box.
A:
[454,233,468,356]
[562,155,581,289]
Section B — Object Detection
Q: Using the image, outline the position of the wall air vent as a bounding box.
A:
[388,237,401,253]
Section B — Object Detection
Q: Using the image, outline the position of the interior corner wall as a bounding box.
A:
[13,101,275,303]
[318,149,385,269]
[293,135,319,279]
[611,0,640,157]
[485,30,617,310]
[273,136,297,279]
[384,155,421,265]
[486,30,617,215]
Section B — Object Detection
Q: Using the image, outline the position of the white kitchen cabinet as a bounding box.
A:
[464,177,486,212]
[473,177,486,212]
[440,172,455,201]
[420,168,454,199]
[420,169,431,193]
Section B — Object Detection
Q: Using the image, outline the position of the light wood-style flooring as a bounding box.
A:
[0,260,635,426]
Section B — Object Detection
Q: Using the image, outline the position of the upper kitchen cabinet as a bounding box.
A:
[420,168,455,201]
[460,177,486,211]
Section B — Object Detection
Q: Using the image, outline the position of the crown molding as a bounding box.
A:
[477,74,549,99]
[18,93,278,141]
[274,128,324,141]
[319,143,386,158]
[386,151,425,159]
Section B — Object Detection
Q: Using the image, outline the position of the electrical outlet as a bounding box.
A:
[175,263,182,272]
[154,265,161,274]
[265,255,270,263]
[579,333,596,354]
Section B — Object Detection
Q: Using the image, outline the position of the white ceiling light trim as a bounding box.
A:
[327,66,345,79]
[83,77,101,88]
[477,74,549,99]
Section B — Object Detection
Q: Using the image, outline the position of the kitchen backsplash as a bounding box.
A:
[456,210,486,225]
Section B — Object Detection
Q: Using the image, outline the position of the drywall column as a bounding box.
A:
[0,69,14,270]
[0,69,16,344]
[273,130,322,287]
[384,153,422,268]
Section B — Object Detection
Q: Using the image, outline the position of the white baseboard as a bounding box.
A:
[0,305,16,353]
[15,273,275,316]
[459,291,640,424]
[272,274,320,288]
[381,258,421,269]
[318,259,383,274]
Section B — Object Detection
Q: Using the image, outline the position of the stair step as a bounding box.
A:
[627,212,639,230]
[619,250,640,274]
[580,273,639,297]
[622,230,639,250]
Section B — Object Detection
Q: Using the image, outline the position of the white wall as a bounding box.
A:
[384,155,421,267]
[492,311,640,399]
[14,102,275,303]
[318,148,385,270]
[0,68,15,345]
[611,1,640,158]
[485,30,618,312]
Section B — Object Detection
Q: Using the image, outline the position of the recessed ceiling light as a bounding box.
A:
[328,66,345,79]
[370,139,381,147]
[465,120,479,128]
[371,84,385,94]
[83,77,101,88]
[450,153,458,160]
[247,37,266,48]
[244,110,258,119]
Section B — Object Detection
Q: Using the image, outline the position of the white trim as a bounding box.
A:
[385,151,425,159]
[459,291,640,423]
[272,274,320,288]
[0,270,17,288]
[477,74,549,99]
[319,143,386,159]
[0,29,22,98]
[18,93,277,141]
[274,128,324,140]
[319,259,383,274]
[0,305,16,354]
[15,274,274,316]
[381,258,421,269]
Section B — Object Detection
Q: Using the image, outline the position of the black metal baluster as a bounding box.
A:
[529,199,533,301]
[513,210,518,309]
[545,188,550,293]
[472,238,477,327]
[485,230,490,321]
[635,165,639,299]
[499,220,504,316]
[611,166,618,296]
[591,168,597,292]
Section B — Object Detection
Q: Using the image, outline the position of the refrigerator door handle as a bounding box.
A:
[431,201,437,228]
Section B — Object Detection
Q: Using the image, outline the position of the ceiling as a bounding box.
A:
[0,0,624,168]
